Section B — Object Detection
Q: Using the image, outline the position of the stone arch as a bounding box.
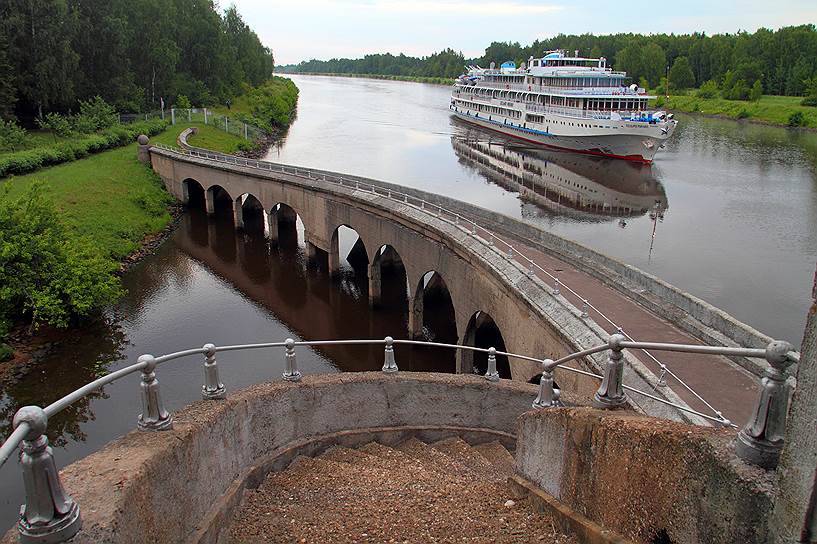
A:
[268,203,302,250]
[329,225,369,284]
[205,185,234,216]
[182,178,205,208]
[411,271,458,369]
[369,244,409,312]
[460,311,511,378]
[235,193,265,232]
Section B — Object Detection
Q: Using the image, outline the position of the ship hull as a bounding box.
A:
[451,109,665,163]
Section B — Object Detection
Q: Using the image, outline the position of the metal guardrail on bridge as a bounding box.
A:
[0,334,799,542]
[152,143,739,427]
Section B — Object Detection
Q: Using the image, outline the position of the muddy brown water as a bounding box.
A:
[1,74,816,527]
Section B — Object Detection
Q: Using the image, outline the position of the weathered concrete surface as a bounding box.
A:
[773,265,817,543]
[150,147,702,424]
[1,373,549,544]
[515,408,776,544]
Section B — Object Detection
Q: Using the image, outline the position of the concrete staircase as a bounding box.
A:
[228,437,576,543]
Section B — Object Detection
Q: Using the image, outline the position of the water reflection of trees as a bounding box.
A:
[0,318,127,447]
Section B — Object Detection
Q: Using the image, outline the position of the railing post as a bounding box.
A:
[735,340,795,469]
[553,279,560,296]
[282,338,302,382]
[485,347,500,382]
[532,360,558,408]
[382,336,398,373]
[593,334,627,409]
[581,299,590,318]
[201,343,226,400]
[136,354,173,431]
[12,406,82,543]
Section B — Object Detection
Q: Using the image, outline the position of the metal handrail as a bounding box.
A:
[1,334,799,466]
[151,142,738,422]
[0,332,798,541]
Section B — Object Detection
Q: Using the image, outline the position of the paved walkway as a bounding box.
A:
[501,232,759,426]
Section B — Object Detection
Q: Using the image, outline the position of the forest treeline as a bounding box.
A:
[279,25,817,96]
[0,0,274,122]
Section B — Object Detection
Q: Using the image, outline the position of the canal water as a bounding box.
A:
[1,74,816,526]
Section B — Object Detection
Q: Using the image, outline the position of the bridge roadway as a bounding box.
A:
[149,142,766,425]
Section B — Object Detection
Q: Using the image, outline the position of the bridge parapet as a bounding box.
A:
[0,336,799,543]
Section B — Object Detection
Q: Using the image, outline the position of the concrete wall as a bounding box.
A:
[2,373,545,544]
[150,147,700,424]
[515,407,776,544]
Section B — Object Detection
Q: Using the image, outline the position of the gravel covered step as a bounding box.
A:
[229,438,576,544]
[474,441,516,477]
[430,437,501,480]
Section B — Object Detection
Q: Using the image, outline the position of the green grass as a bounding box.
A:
[163,122,248,153]
[657,94,817,128]
[3,122,246,262]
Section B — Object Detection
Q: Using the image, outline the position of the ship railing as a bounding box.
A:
[453,97,656,121]
[457,81,643,96]
[150,142,756,428]
[0,333,799,542]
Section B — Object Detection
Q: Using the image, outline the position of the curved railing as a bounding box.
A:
[0,332,800,542]
[153,142,747,425]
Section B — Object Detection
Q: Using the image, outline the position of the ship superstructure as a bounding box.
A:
[450,50,677,162]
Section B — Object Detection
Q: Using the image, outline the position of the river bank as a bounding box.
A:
[0,122,251,379]
[659,94,817,130]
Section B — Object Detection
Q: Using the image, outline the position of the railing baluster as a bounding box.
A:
[201,343,226,400]
[485,347,500,382]
[382,336,398,373]
[532,360,558,408]
[137,354,173,431]
[735,340,795,469]
[12,406,82,542]
[283,338,302,382]
[592,335,627,409]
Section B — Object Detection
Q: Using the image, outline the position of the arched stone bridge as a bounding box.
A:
[146,141,766,424]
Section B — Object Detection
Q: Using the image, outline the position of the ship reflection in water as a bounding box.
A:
[451,125,668,225]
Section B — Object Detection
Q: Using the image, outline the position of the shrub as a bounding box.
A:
[176,95,192,110]
[803,96,817,107]
[0,182,122,329]
[0,119,167,178]
[37,113,73,140]
[749,80,763,102]
[0,119,27,152]
[737,109,751,119]
[0,342,12,361]
[76,96,119,132]
[697,80,719,99]
[788,111,806,127]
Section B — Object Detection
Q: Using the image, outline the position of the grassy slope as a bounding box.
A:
[659,94,817,128]
[4,122,245,261]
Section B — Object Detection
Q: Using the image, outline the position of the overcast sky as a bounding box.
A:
[226,0,817,65]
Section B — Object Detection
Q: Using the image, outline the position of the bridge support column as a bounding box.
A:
[233,197,244,231]
[267,210,278,244]
[329,234,341,278]
[181,182,190,205]
[305,239,320,268]
[456,344,474,374]
[408,295,423,339]
[205,189,215,215]
[369,262,382,308]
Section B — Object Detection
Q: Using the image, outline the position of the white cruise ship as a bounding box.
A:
[450,50,677,162]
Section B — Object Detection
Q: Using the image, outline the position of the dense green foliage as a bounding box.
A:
[668,57,695,89]
[280,49,468,79]
[0,182,122,331]
[0,1,273,120]
[215,77,299,131]
[282,25,817,98]
[0,119,168,177]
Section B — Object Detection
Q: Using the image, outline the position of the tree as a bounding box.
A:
[697,80,719,98]
[669,56,695,89]
[0,182,122,330]
[0,29,16,120]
